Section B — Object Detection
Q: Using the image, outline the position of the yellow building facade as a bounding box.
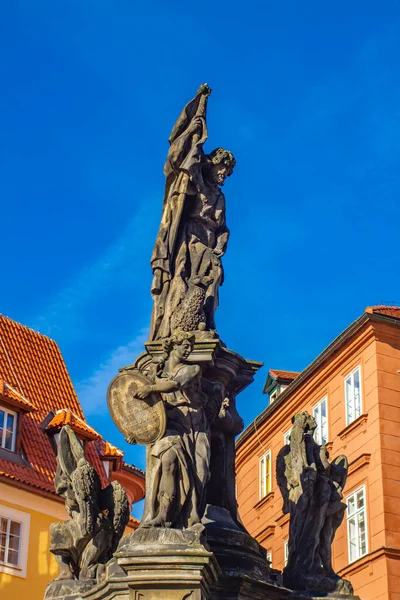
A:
[0,483,65,599]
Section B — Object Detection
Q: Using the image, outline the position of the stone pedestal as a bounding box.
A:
[82,528,220,600]
[44,579,95,600]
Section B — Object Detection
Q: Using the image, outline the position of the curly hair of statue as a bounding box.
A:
[156,330,196,374]
[205,147,236,176]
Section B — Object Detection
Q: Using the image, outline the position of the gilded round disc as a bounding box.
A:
[107,370,166,445]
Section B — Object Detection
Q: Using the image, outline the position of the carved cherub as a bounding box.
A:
[49,425,130,581]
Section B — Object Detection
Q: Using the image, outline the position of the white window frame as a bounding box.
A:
[344,366,362,425]
[284,539,289,566]
[346,485,368,563]
[312,396,328,445]
[259,450,272,499]
[270,390,278,404]
[283,428,292,445]
[0,407,17,452]
[0,505,30,578]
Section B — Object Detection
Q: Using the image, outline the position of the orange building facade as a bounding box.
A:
[0,314,145,600]
[236,306,400,600]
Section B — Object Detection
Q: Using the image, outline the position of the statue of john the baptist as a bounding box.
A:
[149,84,236,340]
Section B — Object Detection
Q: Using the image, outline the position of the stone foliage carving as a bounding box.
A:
[276,411,353,596]
[150,84,236,340]
[49,425,130,581]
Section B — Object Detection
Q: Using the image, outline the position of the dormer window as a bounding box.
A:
[270,390,278,404]
[0,407,17,452]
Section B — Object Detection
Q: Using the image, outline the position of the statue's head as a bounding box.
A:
[292,411,317,434]
[164,330,195,362]
[204,148,236,186]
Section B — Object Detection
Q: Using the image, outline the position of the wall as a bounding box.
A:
[0,483,65,600]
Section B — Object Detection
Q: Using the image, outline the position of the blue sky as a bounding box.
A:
[1,2,400,517]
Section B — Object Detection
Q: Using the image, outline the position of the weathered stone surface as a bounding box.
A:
[276,411,353,597]
[149,84,236,341]
[107,369,166,445]
[49,425,130,583]
[203,505,280,585]
[82,528,220,600]
[44,578,95,600]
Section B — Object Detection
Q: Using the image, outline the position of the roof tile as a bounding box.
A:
[0,314,142,500]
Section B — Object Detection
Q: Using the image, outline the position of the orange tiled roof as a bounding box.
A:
[269,369,300,382]
[0,379,35,411]
[45,409,101,441]
[103,441,123,458]
[365,305,400,319]
[0,314,143,500]
[0,314,83,417]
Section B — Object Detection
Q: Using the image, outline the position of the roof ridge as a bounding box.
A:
[0,314,58,343]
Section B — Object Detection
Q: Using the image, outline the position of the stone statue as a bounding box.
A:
[150,84,236,340]
[206,392,244,525]
[49,425,130,582]
[134,330,223,529]
[276,411,353,596]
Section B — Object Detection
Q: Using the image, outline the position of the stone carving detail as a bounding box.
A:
[150,84,236,340]
[49,425,130,582]
[108,369,167,445]
[276,411,354,596]
[207,392,244,524]
[135,331,224,530]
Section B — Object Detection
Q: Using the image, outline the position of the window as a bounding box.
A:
[0,505,30,577]
[259,451,272,499]
[313,397,328,445]
[0,408,17,452]
[347,486,368,563]
[284,428,292,445]
[270,390,278,404]
[284,539,289,566]
[0,517,21,566]
[266,550,272,565]
[345,366,362,425]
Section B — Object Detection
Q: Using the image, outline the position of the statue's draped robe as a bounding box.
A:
[150,89,228,340]
[150,90,209,340]
[141,365,211,528]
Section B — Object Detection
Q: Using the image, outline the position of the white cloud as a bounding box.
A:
[76,327,149,415]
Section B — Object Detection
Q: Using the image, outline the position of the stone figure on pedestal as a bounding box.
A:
[47,426,130,588]
[150,84,236,340]
[276,411,354,597]
[135,330,223,530]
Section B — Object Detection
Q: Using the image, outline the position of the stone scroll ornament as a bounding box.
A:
[276,411,354,597]
[49,425,130,582]
[149,84,236,340]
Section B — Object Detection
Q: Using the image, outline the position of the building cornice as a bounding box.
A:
[236,312,390,458]
[338,546,400,578]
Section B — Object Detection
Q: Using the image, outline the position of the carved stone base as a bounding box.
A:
[211,575,290,600]
[202,505,280,585]
[283,571,360,600]
[81,528,220,600]
[290,595,362,600]
[44,579,95,600]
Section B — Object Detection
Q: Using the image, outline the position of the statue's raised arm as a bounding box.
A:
[150,85,235,340]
